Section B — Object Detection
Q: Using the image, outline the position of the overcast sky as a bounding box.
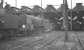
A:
[4,0,84,9]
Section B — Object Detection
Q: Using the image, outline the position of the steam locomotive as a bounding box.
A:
[0,8,27,40]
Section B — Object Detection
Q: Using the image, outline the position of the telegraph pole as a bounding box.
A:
[0,0,4,8]
[15,0,17,7]
[40,0,43,18]
[71,0,72,30]
[63,0,69,41]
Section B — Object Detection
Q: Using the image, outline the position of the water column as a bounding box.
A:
[63,0,69,31]
[63,0,69,41]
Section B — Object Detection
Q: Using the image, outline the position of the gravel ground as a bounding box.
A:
[0,31,84,50]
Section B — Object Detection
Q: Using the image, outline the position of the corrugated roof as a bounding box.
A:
[57,4,64,12]
[73,3,84,11]
[45,5,57,13]
[57,4,69,12]
[32,5,45,13]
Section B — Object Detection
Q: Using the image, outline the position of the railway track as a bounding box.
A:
[0,31,84,50]
[9,31,65,50]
